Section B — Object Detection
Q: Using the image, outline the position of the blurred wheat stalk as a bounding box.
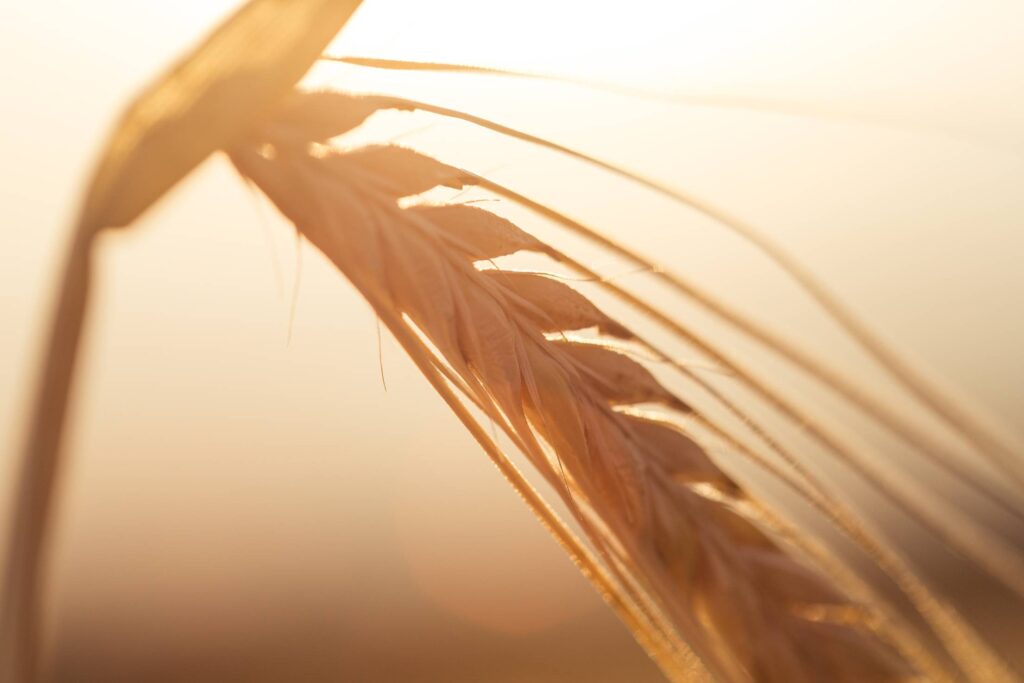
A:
[3,2,1023,682]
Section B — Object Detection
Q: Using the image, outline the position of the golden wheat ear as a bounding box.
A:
[260,95,1024,622]
[282,88,1024,548]
[224,100,976,682]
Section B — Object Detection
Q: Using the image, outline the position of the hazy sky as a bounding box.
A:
[2,2,1023,680]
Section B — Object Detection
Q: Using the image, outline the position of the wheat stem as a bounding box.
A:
[0,224,95,683]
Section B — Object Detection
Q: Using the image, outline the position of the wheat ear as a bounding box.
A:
[274,92,1024,554]
[275,92,1024,612]
[258,92,1024,681]
[228,95,925,682]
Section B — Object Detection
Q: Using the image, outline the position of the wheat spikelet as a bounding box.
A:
[227,97,927,682]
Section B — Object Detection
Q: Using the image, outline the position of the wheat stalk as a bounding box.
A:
[0,3,364,680]
[226,94,934,682]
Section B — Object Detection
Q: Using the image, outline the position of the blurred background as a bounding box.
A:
[2,1,1023,680]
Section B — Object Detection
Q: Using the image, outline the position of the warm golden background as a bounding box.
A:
[2,1,1023,681]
